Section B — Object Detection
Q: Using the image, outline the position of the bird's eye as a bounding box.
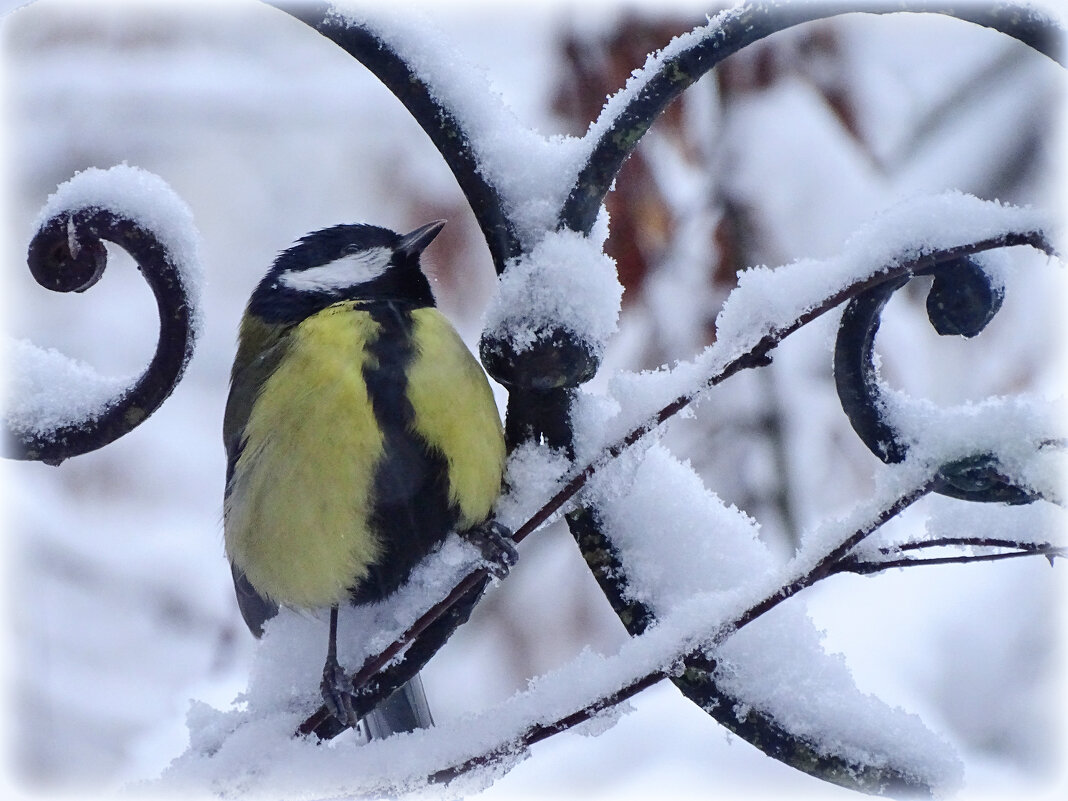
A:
[342,244,362,255]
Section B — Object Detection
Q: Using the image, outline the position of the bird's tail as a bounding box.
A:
[361,671,434,740]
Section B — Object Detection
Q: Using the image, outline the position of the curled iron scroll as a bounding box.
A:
[4,207,197,465]
[834,255,1038,505]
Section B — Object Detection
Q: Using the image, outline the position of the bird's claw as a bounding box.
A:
[321,656,360,728]
[461,520,518,580]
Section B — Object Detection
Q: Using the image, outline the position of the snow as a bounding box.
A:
[565,192,1057,470]
[494,439,572,531]
[880,390,1065,501]
[597,444,970,793]
[2,2,1065,800]
[2,337,131,435]
[714,192,1054,361]
[584,3,747,142]
[482,213,622,356]
[158,379,1054,797]
[329,1,755,249]
[598,444,770,611]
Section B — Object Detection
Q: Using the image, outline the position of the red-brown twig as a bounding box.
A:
[831,537,1065,574]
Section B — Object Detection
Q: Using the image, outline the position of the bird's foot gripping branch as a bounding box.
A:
[459,521,519,580]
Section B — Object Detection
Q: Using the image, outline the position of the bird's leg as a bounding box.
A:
[320,605,359,728]
[460,520,518,580]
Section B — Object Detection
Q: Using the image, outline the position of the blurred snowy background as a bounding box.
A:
[0,0,1065,798]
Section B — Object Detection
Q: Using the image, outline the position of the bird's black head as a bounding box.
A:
[248,220,445,324]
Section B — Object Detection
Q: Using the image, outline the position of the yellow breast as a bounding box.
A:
[407,307,506,529]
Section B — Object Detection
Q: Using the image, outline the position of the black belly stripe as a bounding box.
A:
[353,302,456,604]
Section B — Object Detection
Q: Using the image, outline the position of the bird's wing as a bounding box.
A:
[223,316,293,487]
[230,562,279,637]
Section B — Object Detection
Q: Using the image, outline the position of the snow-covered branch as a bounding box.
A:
[563,198,1056,500]
[430,473,944,796]
[3,165,203,465]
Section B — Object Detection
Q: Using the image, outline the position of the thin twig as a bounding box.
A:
[832,540,1066,575]
[835,549,1064,574]
[888,536,1060,553]
[428,670,666,784]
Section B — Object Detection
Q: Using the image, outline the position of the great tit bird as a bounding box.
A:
[223,220,508,737]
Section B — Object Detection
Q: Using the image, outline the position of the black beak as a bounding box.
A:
[396,220,446,258]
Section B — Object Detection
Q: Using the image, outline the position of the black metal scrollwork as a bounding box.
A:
[4,206,197,465]
[834,253,1040,505]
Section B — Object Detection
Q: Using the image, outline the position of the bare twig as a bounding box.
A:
[831,536,1066,574]
[835,549,1065,573]
[890,535,1061,553]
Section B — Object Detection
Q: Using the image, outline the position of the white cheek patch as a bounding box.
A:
[279,247,392,293]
